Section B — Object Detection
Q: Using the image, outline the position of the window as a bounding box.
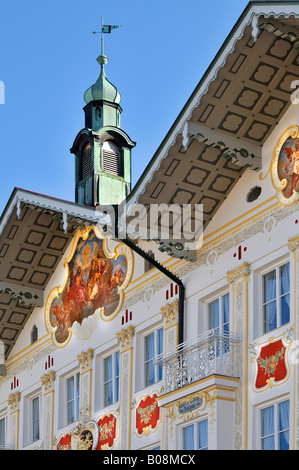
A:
[182,419,208,450]
[144,250,155,273]
[82,142,92,180]
[0,416,6,447]
[66,372,80,425]
[260,399,290,450]
[30,325,38,344]
[103,351,120,407]
[262,262,290,333]
[31,396,40,442]
[102,140,120,176]
[23,392,41,446]
[208,292,229,334]
[144,328,163,387]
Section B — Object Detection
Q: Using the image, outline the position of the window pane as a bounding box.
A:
[0,418,5,445]
[145,359,155,386]
[115,352,120,377]
[32,397,39,441]
[104,381,113,407]
[222,294,230,332]
[157,328,163,355]
[262,435,275,450]
[145,333,155,386]
[264,300,277,332]
[197,420,208,450]
[76,374,80,420]
[67,376,74,402]
[261,405,274,450]
[67,374,80,424]
[281,294,290,325]
[208,299,219,330]
[280,263,290,296]
[183,424,194,450]
[115,352,120,403]
[104,356,113,382]
[145,333,155,361]
[278,400,289,450]
[157,328,163,381]
[280,263,290,326]
[115,377,119,403]
[0,420,5,446]
[263,270,276,303]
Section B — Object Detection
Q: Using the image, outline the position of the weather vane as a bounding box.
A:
[93,17,121,56]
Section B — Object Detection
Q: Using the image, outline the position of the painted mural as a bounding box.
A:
[45,227,133,347]
[277,137,299,198]
[252,337,290,392]
[260,125,299,205]
[97,413,117,450]
[57,433,72,450]
[136,393,160,436]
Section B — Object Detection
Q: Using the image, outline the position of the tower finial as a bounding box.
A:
[101,17,104,57]
[92,19,121,66]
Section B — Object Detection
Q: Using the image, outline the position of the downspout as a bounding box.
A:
[122,236,185,345]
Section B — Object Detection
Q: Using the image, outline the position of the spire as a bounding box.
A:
[71,19,135,207]
[84,18,121,106]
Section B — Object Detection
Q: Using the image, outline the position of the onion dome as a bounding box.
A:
[84,54,121,105]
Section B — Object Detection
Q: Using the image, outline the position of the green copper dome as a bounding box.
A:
[84,54,121,105]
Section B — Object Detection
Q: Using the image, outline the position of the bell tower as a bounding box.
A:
[71,24,135,207]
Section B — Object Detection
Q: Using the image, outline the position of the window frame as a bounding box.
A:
[23,390,42,446]
[180,417,208,450]
[207,291,230,335]
[65,370,80,426]
[261,260,290,334]
[0,414,6,448]
[101,140,121,176]
[143,326,164,388]
[258,397,290,450]
[102,349,120,408]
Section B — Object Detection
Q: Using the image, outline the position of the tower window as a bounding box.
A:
[30,325,38,344]
[102,140,120,176]
[82,142,92,179]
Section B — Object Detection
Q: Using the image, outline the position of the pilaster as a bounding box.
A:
[116,326,135,450]
[78,348,94,418]
[8,392,20,450]
[160,300,179,450]
[288,236,299,449]
[161,300,179,354]
[226,262,250,450]
[41,371,56,450]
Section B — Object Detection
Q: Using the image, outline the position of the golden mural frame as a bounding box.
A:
[133,391,161,438]
[96,410,118,450]
[259,125,299,206]
[45,226,134,348]
[250,330,292,393]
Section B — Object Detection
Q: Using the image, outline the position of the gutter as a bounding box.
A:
[121,236,185,345]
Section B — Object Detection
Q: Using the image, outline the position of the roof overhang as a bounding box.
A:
[124,0,299,261]
[0,188,110,359]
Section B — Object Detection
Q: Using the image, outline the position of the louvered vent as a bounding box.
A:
[83,143,92,179]
[102,140,120,176]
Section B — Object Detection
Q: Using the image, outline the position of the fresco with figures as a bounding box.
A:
[46,228,130,346]
[278,137,299,198]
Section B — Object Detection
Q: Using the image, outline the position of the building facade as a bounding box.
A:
[0,0,299,451]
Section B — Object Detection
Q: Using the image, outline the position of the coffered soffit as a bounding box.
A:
[126,4,299,259]
[0,188,107,359]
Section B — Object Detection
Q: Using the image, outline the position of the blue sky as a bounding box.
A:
[0,0,249,214]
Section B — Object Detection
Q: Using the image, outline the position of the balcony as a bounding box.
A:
[155,329,242,394]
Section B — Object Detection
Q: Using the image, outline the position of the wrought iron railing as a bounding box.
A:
[155,329,242,394]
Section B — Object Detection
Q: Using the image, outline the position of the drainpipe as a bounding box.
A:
[122,237,185,345]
